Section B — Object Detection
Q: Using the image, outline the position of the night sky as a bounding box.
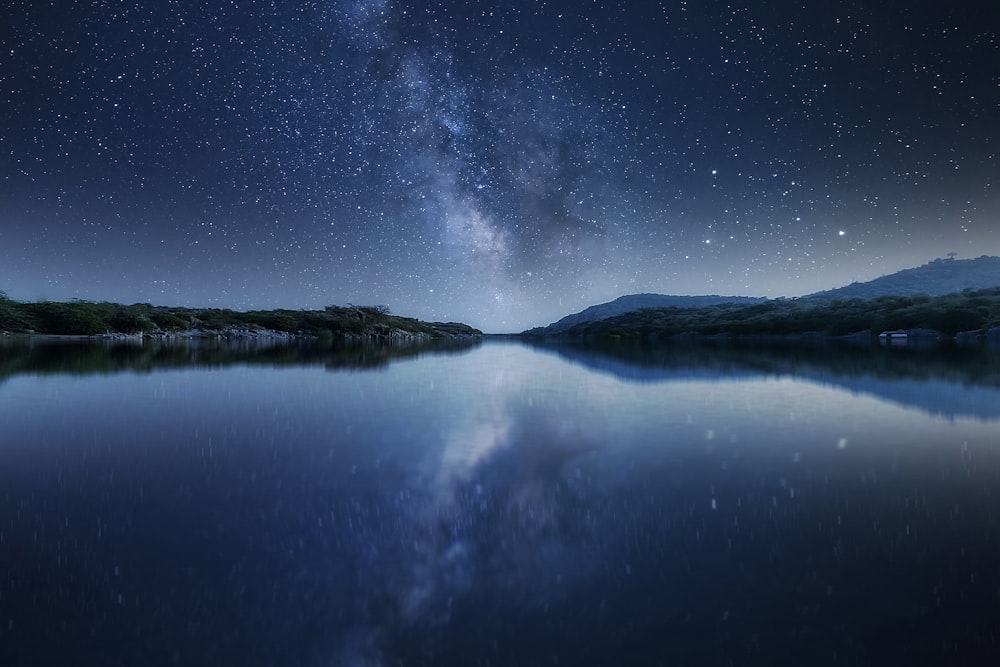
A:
[3,1,998,332]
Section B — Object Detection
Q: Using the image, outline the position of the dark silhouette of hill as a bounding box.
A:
[523,256,1000,336]
[521,288,1000,340]
[803,255,1000,302]
[523,294,765,335]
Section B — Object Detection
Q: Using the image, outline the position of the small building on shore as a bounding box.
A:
[879,329,908,343]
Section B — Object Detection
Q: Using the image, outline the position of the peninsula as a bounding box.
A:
[0,295,481,342]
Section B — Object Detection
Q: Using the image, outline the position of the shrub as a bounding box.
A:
[250,311,300,331]
[29,302,113,335]
[0,295,29,331]
[111,307,156,333]
[149,312,191,331]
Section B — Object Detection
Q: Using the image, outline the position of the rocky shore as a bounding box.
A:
[4,323,484,344]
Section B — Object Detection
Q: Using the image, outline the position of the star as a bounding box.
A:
[1,0,996,331]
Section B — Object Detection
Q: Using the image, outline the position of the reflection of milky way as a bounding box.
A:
[4,0,998,330]
[331,408,607,666]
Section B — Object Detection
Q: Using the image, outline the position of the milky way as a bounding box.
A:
[3,0,998,331]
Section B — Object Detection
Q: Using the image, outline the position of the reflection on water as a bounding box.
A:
[527,338,1000,421]
[0,335,480,379]
[1,339,999,666]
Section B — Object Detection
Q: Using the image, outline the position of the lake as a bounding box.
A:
[2,337,999,666]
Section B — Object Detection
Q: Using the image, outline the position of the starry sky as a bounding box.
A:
[3,0,998,332]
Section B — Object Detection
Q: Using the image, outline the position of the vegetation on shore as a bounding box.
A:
[523,288,1000,340]
[0,292,481,339]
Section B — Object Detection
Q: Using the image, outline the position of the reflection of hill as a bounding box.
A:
[527,340,1000,421]
[0,337,481,382]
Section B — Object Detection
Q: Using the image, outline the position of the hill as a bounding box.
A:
[523,294,766,335]
[523,256,1000,337]
[523,288,1000,340]
[803,256,1000,301]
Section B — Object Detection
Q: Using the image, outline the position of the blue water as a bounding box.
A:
[1,339,999,665]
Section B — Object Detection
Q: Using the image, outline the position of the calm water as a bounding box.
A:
[2,338,999,666]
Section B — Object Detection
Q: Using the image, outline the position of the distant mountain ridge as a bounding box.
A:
[523,256,1000,335]
[802,255,1000,301]
[524,294,766,335]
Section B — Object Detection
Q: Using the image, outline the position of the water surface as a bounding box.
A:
[2,339,999,666]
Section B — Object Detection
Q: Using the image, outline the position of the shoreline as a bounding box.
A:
[2,327,483,343]
[521,327,1000,348]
